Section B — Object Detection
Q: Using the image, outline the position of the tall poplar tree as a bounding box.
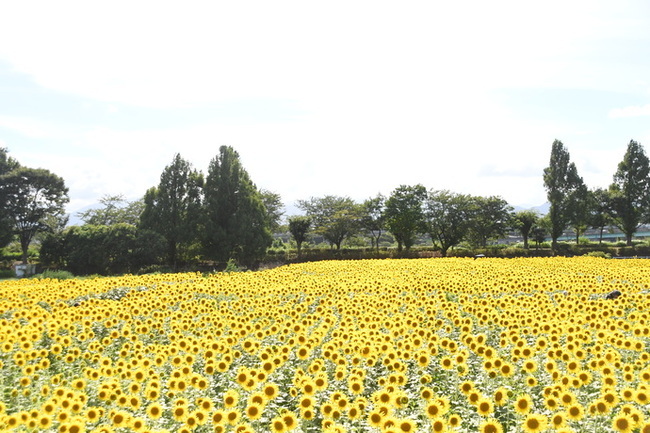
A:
[543,140,584,252]
[140,154,203,269]
[202,146,272,267]
[609,140,650,246]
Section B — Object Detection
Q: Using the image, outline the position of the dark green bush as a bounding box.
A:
[32,269,75,280]
[0,269,15,279]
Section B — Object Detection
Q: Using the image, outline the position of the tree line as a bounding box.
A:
[543,139,650,249]
[2,139,649,275]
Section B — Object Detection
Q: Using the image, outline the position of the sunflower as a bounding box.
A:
[493,387,509,407]
[636,389,650,405]
[368,410,384,428]
[476,398,494,416]
[479,418,503,433]
[226,409,241,426]
[612,413,635,433]
[263,383,280,401]
[565,403,585,421]
[224,389,239,408]
[424,401,445,419]
[281,411,298,431]
[430,418,446,433]
[245,404,264,421]
[514,394,533,415]
[37,414,53,430]
[550,411,568,429]
[522,413,547,433]
[270,416,286,433]
[397,418,416,432]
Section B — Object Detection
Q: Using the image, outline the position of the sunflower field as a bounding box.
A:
[1,257,650,433]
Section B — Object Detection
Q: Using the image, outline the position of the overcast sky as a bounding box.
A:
[2,1,650,218]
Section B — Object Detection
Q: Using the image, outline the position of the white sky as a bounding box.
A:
[1,1,650,217]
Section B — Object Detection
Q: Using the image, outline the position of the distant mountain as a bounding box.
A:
[512,202,549,215]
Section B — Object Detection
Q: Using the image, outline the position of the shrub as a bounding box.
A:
[583,251,611,259]
[32,269,75,280]
[0,269,15,279]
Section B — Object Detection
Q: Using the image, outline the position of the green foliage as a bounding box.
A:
[588,187,613,244]
[32,269,75,280]
[224,258,245,273]
[39,224,166,275]
[513,210,539,249]
[465,195,513,248]
[202,146,272,267]
[297,196,362,250]
[583,251,611,259]
[425,190,474,256]
[384,185,427,252]
[609,139,650,246]
[260,189,284,233]
[77,194,144,226]
[361,194,386,252]
[140,153,204,270]
[0,148,19,249]
[288,216,311,256]
[0,269,15,279]
[543,139,585,251]
[0,162,69,264]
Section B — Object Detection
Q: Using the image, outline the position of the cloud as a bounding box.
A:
[478,164,544,178]
[608,104,650,118]
[0,115,74,139]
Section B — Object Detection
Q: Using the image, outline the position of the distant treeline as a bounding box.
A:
[2,138,650,275]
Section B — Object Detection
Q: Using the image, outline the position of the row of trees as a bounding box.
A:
[543,139,650,248]
[40,146,278,273]
[289,139,650,256]
[4,138,650,274]
[288,189,517,257]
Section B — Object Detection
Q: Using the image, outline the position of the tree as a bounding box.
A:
[532,226,547,250]
[425,190,474,256]
[543,140,584,252]
[140,154,204,270]
[384,185,427,252]
[78,194,144,226]
[297,196,361,250]
[513,210,539,249]
[202,146,272,267]
[0,167,69,264]
[609,140,650,246]
[288,216,311,257]
[589,187,613,244]
[260,189,284,233]
[466,196,513,248]
[360,194,386,252]
[0,148,21,248]
[568,182,591,244]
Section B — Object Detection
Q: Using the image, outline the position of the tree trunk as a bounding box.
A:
[20,236,30,265]
[523,235,529,249]
[599,227,604,245]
